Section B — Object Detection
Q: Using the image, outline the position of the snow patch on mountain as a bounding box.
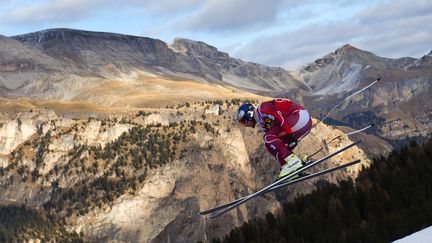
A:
[309,63,362,96]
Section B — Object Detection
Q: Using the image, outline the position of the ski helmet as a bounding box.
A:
[236,103,255,124]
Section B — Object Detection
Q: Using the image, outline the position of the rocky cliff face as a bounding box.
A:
[0,101,379,242]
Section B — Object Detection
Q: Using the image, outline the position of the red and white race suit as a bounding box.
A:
[255,98,312,166]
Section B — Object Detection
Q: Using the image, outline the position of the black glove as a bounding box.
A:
[287,133,297,149]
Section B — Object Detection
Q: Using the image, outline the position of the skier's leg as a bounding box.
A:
[282,109,313,149]
[288,109,312,137]
[263,127,303,179]
[263,126,291,166]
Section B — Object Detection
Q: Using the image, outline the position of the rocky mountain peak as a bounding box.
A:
[334,44,377,59]
[335,44,358,53]
[171,38,229,59]
[302,44,386,74]
[313,44,362,67]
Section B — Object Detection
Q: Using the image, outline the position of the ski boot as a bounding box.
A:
[277,154,305,181]
[301,155,313,166]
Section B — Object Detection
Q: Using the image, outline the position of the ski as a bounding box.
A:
[205,159,361,220]
[198,140,361,218]
[267,159,360,192]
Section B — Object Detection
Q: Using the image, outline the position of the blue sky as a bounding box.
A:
[0,0,431,70]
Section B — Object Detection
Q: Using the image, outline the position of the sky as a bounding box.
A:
[0,0,431,70]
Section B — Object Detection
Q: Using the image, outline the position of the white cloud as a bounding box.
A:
[3,0,103,25]
[359,0,432,23]
[176,0,290,32]
[232,20,365,69]
[126,0,203,14]
[231,0,432,70]
[0,0,430,70]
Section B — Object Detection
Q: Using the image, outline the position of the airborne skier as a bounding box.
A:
[201,79,380,218]
[236,98,312,180]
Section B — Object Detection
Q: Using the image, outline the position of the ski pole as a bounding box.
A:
[306,123,374,160]
[312,77,381,129]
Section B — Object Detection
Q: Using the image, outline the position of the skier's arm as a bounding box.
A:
[275,112,293,135]
[277,131,287,138]
[277,131,296,142]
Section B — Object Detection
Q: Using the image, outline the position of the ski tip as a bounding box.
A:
[377,77,382,81]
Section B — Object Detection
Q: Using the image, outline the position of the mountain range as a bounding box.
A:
[2,28,431,143]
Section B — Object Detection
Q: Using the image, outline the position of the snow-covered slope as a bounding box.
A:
[394,226,432,243]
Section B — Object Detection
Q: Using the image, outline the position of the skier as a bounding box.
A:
[236,98,312,180]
